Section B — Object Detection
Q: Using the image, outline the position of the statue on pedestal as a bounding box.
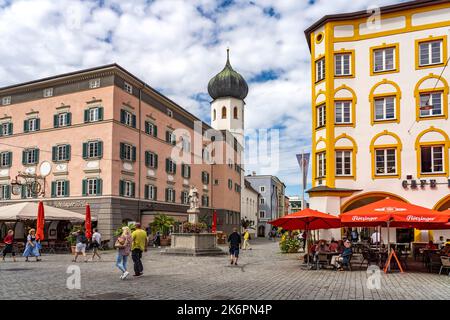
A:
[187,185,200,223]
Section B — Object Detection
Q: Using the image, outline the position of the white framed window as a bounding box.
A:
[124,82,133,94]
[316,104,326,127]
[55,145,70,162]
[182,191,189,204]
[336,150,352,176]
[122,144,133,161]
[28,118,38,132]
[1,123,12,136]
[374,96,396,121]
[43,88,54,98]
[203,149,211,162]
[0,185,10,200]
[419,40,443,66]
[124,181,134,197]
[260,198,265,205]
[259,186,265,193]
[421,145,444,174]
[167,109,173,118]
[167,188,175,202]
[0,152,11,168]
[259,210,265,219]
[145,121,157,136]
[89,79,101,89]
[58,113,69,127]
[419,92,443,117]
[316,152,326,178]
[335,54,351,76]
[375,148,397,175]
[315,58,325,82]
[24,149,39,165]
[2,96,11,105]
[166,158,176,174]
[123,110,133,126]
[147,185,157,200]
[166,131,176,145]
[86,179,99,196]
[89,108,100,122]
[55,180,67,197]
[181,136,191,153]
[373,47,395,73]
[335,101,351,124]
[145,151,158,168]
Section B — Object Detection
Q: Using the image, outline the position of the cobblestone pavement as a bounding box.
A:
[0,239,449,300]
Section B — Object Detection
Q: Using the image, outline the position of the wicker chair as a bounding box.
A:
[439,256,450,275]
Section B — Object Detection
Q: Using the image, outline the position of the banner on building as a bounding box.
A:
[296,153,310,188]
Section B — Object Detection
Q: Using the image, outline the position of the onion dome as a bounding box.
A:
[208,49,248,100]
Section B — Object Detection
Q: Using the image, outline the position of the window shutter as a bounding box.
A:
[36,118,40,131]
[65,181,70,197]
[35,149,39,164]
[165,131,170,143]
[120,143,125,160]
[172,190,175,203]
[98,141,103,158]
[22,150,27,165]
[188,166,191,179]
[165,158,169,173]
[98,107,104,121]
[52,146,57,162]
[65,112,71,126]
[181,191,185,203]
[132,114,137,128]
[153,125,158,138]
[51,182,56,198]
[5,185,10,200]
[181,164,185,177]
[24,120,29,133]
[154,154,158,168]
[82,143,88,159]
[7,152,12,167]
[120,109,125,124]
[8,123,13,135]
[132,146,137,162]
[66,145,71,161]
[82,179,87,196]
[54,115,59,128]
[131,182,135,197]
[153,186,157,200]
[144,185,149,199]
[173,162,176,174]
[145,121,149,134]
[84,109,89,123]
[96,179,102,196]
[119,180,124,197]
[165,188,168,201]
[145,152,150,167]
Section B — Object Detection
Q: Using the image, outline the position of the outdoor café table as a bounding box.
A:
[324,251,340,266]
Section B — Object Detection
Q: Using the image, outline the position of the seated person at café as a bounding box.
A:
[317,240,330,253]
[437,236,445,249]
[331,240,353,271]
[425,240,437,250]
[303,241,318,263]
[336,240,345,253]
[441,244,450,256]
[329,239,338,252]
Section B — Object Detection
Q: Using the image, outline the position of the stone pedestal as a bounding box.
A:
[187,208,200,224]
[163,233,226,256]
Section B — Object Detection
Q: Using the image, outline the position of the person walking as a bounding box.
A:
[114,226,132,280]
[2,230,16,262]
[90,228,102,261]
[242,229,252,250]
[72,229,88,263]
[131,223,147,277]
[23,229,41,262]
[153,231,161,248]
[228,227,241,266]
[301,230,307,252]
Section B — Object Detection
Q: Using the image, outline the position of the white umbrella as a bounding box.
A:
[0,202,93,222]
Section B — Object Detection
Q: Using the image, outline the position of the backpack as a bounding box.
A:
[80,234,88,244]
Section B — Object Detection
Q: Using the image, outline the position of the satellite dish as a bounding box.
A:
[39,161,52,177]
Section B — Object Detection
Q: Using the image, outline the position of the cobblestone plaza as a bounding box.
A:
[0,239,449,300]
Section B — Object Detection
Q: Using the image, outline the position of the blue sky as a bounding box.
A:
[0,0,407,197]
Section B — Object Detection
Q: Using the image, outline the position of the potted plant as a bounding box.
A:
[65,225,82,255]
[114,222,136,237]
[150,214,176,246]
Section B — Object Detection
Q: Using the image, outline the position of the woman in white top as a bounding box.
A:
[91,229,102,261]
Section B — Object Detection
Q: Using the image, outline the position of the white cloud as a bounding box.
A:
[0,0,407,195]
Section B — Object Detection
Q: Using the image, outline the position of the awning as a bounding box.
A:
[0,202,94,222]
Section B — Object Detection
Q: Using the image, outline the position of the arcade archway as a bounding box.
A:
[434,195,450,212]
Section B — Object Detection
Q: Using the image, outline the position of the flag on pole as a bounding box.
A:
[296,153,310,189]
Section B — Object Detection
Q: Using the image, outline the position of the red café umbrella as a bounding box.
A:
[85,204,92,240]
[212,210,217,233]
[35,201,45,241]
[269,208,341,267]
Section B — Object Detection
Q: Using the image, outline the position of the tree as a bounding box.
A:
[150,214,176,238]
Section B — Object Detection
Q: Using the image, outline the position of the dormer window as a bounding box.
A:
[124,82,133,94]
[43,88,53,98]
[167,109,173,118]
[2,96,11,106]
[89,79,101,89]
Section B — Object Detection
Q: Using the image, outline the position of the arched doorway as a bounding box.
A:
[258,225,265,237]
[341,192,410,243]
[434,195,450,212]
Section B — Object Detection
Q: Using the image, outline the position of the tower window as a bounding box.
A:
[213,109,216,121]
[222,107,227,119]
[233,107,238,119]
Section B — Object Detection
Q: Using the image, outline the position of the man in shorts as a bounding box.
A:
[227,228,241,266]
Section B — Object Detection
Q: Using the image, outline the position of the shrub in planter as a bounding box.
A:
[279,232,301,253]
[182,222,207,233]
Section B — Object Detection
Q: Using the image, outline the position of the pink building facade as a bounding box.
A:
[0,64,243,242]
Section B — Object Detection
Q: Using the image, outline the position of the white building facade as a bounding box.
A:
[305,0,450,243]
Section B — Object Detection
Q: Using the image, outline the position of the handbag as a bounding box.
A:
[114,237,126,249]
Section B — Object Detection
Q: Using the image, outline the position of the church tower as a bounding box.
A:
[208,49,248,146]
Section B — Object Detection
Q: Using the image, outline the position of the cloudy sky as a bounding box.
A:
[0,0,406,196]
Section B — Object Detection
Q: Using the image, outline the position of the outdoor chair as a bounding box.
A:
[341,254,353,271]
[315,253,329,270]
[428,253,442,273]
[439,256,450,275]
[360,250,378,269]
